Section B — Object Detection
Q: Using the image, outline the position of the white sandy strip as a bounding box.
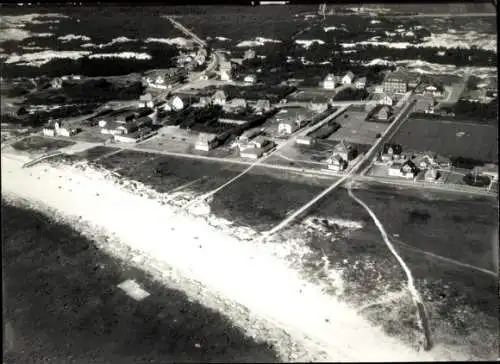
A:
[1,154,471,362]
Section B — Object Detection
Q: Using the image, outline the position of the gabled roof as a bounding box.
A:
[334,140,352,154]
[213,90,227,99]
[355,76,367,83]
[344,71,355,79]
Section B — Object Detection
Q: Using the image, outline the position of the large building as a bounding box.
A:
[382,71,409,94]
[323,74,336,90]
[219,61,233,81]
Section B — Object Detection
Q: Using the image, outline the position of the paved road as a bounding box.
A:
[2,203,280,363]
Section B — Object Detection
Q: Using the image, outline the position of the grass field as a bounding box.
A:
[296,186,498,357]
[11,136,75,153]
[390,118,498,164]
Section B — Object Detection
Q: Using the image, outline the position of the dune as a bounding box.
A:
[1,152,473,362]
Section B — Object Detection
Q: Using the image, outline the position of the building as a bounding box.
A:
[373,105,393,121]
[382,70,409,94]
[219,61,232,81]
[354,76,367,89]
[323,74,336,90]
[333,140,356,161]
[195,132,219,151]
[374,85,384,94]
[51,77,62,89]
[144,68,185,89]
[477,163,499,182]
[223,98,247,113]
[278,118,301,135]
[381,143,402,162]
[42,127,55,136]
[388,159,418,179]
[373,92,393,106]
[423,84,444,98]
[249,136,271,149]
[212,90,228,106]
[244,74,257,84]
[308,102,328,113]
[138,93,154,108]
[253,99,271,113]
[239,128,263,143]
[424,168,440,182]
[57,126,77,137]
[342,71,355,85]
[296,136,314,146]
[327,155,348,172]
[244,49,256,60]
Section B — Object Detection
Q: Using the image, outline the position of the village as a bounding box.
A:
[29,38,496,195]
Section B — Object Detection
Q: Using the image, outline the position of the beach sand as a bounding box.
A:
[1,151,474,361]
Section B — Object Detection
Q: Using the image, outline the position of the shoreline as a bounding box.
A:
[0,152,483,361]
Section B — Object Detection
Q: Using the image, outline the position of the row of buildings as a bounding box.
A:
[322,72,366,90]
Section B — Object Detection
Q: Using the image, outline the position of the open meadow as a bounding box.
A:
[390,117,498,165]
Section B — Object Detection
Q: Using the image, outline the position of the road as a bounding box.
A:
[2,203,280,363]
[264,95,417,237]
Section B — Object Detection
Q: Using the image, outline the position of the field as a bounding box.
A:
[390,117,498,165]
[296,186,498,357]
[287,89,334,103]
[328,109,388,145]
[11,136,75,153]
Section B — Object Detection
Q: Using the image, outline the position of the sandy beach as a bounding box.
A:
[1,151,475,362]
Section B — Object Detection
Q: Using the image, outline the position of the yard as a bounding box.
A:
[390,117,498,165]
[11,136,75,153]
[328,109,388,145]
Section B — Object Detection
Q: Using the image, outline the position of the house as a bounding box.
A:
[328,155,348,172]
[333,140,356,161]
[244,49,256,60]
[138,93,154,108]
[195,132,219,151]
[342,71,355,85]
[424,168,440,182]
[374,105,393,121]
[308,102,328,113]
[51,77,62,89]
[323,74,336,90]
[249,136,271,149]
[169,96,184,111]
[212,90,228,106]
[43,127,55,136]
[373,92,393,106]
[382,70,409,94]
[374,85,384,94]
[240,147,262,159]
[278,119,299,135]
[296,136,314,146]
[57,126,77,137]
[116,121,139,135]
[219,61,232,81]
[381,143,403,162]
[239,128,263,143]
[224,98,247,113]
[244,74,257,84]
[389,160,418,179]
[199,74,209,81]
[354,76,367,89]
[254,99,271,113]
[423,84,444,98]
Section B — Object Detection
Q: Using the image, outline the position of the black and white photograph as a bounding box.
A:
[1,1,498,362]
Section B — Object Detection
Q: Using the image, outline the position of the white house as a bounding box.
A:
[323,74,336,90]
[244,49,256,60]
[51,77,63,89]
[57,127,77,137]
[278,119,299,135]
[424,168,440,182]
[354,76,367,89]
[138,93,154,108]
[170,96,184,111]
[43,127,55,136]
[219,61,232,81]
[212,90,227,106]
[373,92,393,106]
[333,140,356,161]
[249,136,271,149]
[195,132,219,151]
[328,155,347,172]
[342,71,355,85]
[244,74,257,84]
[254,99,271,113]
[374,85,384,93]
